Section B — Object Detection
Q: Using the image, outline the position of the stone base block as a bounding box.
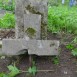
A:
[2,39,59,56]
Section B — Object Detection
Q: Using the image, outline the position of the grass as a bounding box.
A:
[66,37,77,57]
[0,0,15,11]
[0,0,77,34]
[53,56,59,65]
[0,13,15,29]
[0,0,15,29]
[48,5,77,34]
[48,0,69,6]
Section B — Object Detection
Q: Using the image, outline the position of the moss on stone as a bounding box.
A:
[0,44,2,48]
[25,27,36,38]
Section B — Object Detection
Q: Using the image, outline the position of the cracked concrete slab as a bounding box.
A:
[28,40,59,56]
[2,39,59,56]
[2,39,28,55]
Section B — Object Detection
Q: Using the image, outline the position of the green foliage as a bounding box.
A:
[48,5,77,34]
[72,37,77,43]
[0,0,15,11]
[52,56,59,65]
[72,48,77,56]
[0,65,20,77]
[0,73,8,77]
[48,0,59,6]
[66,38,77,57]
[7,65,20,77]
[0,61,37,77]
[0,13,15,28]
[66,44,74,50]
[28,60,37,76]
[48,0,70,6]
[28,66,37,76]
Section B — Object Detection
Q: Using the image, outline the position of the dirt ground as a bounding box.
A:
[0,29,77,77]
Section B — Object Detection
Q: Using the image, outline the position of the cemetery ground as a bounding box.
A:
[0,29,77,77]
[0,0,77,77]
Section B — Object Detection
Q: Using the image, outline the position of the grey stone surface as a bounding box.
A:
[1,0,60,56]
[2,39,28,55]
[28,40,59,56]
[0,41,2,45]
[0,10,6,18]
[2,39,59,56]
[23,0,48,24]
[24,14,41,39]
[15,0,24,38]
[15,0,48,39]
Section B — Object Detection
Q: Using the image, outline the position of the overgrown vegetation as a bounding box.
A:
[0,13,15,28]
[48,0,69,6]
[48,0,77,57]
[0,60,37,77]
[66,37,77,57]
[52,56,59,65]
[0,0,15,11]
[0,64,20,77]
[48,5,77,34]
[28,61,37,76]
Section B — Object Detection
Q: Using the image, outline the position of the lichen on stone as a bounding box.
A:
[25,27,36,38]
[25,5,43,15]
[0,44,2,48]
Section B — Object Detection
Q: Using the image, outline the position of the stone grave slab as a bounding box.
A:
[2,39,28,55]
[28,40,59,56]
[24,14,41,39]
[0,0,60,56]
[15,0,48,39]
[2,39,59,56]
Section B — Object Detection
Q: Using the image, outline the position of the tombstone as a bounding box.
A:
[73,0,77,5]
[2,39,59,55]
[69,0,75,6]
[1,0,60,56]
[62,0,65,4]
[15,0,48,39]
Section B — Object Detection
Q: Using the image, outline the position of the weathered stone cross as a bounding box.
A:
[1,0,59,56]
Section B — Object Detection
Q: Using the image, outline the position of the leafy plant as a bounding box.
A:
[28,60,37,76]
[0,0,15,11]
[52,56,59,65]
[66,44,74,50]
[0,73,8,77]
[66,37,77,57]
[66,42,77,57]
[72,48,77,56]
[0,65,20,77]
[28,66,37,76]
[7,65,20,77]
[72,37,77,43]
[48,0,59,6]
[48,5,77,34]
[0,13,15,29]
[48,0,69,6]
[0,60,37,77]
